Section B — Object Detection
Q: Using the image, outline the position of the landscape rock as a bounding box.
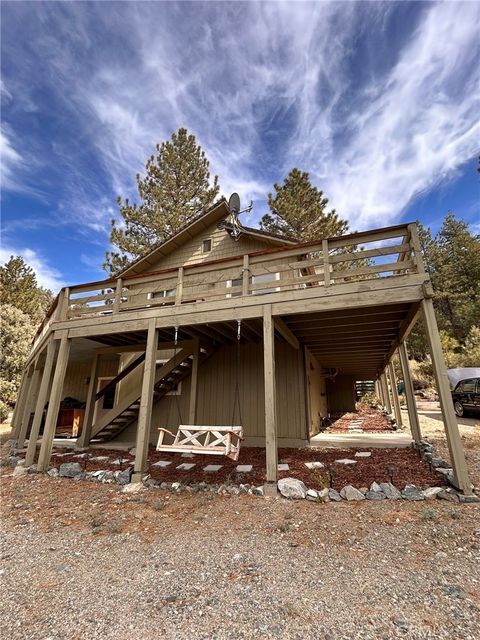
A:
[379,482,402,500]
[252,486,264,496]
[458,493,480,504]
[278,477,307,500]
[402,484,425,501]
[358,487,368,495]
[47,468,59,478]
[116,467,133,485]
[121,482,145,494]
[365,490,386,501]
[335,459,357,466]
[317,488,329,502]
[328,488,343,502]
[438,489,460,503]
[340,485,365,501]
[431,457,450,468]
[59,462,83,478]
[12,465,27,477]
[422,487,443,500]
[370,481,383,493]
[128,448,136,455]
[306,488,319,501]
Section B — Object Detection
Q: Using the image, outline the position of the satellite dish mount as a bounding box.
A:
[227,192,253,240]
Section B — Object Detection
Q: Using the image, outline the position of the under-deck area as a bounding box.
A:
[12,222,473,494]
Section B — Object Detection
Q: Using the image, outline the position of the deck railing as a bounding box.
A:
[62,223,423,321]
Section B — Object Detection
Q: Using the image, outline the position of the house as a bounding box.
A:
[11,198,472,494]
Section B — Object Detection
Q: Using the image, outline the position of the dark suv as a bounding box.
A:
[451,378,480,417]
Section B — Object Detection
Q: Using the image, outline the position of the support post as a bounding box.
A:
[75,353,100,449]
[380,372,392,414]
[37,334,71,472]
[25,339,56,467]
[132,319,159,482]
[421,298,472,494]
[188,339,200,424]
[322,239,330,287]
[10,370,28,439]
[388,361,403,428]
[242,254,250,296]
[263,305,278,485]
[17,365,42,449]
[398,342,422,444]
[113,278,123,313]
[175,267,184,305]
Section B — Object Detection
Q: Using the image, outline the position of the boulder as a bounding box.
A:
[278,477,307,500]
[59,462,83,478]
[340,485,365,501]
[328,488,343,502]
[402,484,425,501]
[422,487,443,500]
[379,482,402,500]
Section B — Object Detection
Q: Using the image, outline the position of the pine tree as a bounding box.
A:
[0,256,53,325]
[105,128,220,274]
[260,168,348,241]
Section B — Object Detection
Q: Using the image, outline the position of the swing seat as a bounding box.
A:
[156,425,244,461]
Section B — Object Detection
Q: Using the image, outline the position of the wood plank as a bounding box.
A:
[188,339,200,424]
[75,353,100,449]
[398,342,421,445]
[274,318,299,350]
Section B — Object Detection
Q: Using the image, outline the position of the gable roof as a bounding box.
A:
[119,198,298,277]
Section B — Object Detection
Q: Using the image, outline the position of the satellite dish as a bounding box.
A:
[228,192,240,214]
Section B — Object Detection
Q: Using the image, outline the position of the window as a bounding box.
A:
[226,272,280,298]
[456,379,476,393]
[149,288,176,301]
[202,239,212,253]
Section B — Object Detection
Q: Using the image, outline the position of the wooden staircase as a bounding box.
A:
[90,343,215,443]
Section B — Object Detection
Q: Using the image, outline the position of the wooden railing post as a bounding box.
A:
[242,255,250,296]
[61,288,70,320]
[175,267,184,305]
[113,278,123,313]
[408,223,425,275]
[322,240,330,287]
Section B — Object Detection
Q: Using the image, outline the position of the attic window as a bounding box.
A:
[202,239,212,253]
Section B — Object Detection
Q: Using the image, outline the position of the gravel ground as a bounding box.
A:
[1,471,479,640]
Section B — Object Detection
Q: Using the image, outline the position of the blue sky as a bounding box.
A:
[1,1,479,292]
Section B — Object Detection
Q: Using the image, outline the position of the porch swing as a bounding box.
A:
[156,321,244,461]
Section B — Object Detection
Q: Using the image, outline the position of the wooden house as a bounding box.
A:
[11,199,472,493]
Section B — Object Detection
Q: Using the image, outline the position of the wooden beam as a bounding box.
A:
[421,298,472,494]
[10,370,28,439]
[274,317,299,350]
[37,335,71,471]
[380,372,392,415]
[188,339,200,424]
[25,339,57,467]
[16,365,42,448]
[388,361,403,428]
[263,305,278,485]
[242,254,250,296]
[398,342,421,445]
[75,353,100,449]
[132,319,159,482]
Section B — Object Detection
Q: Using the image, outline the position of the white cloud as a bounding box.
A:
[0,126,23,192]
[0,246,64,293]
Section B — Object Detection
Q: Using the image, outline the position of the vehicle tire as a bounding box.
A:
[454,401,464,417]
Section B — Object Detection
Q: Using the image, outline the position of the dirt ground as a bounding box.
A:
[1,406,479,639]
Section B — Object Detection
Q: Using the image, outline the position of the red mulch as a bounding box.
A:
[328,403,395,433]
[43,444,447,492]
